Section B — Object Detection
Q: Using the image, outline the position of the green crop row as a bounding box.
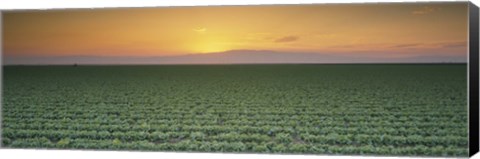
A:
[2,65,469,157]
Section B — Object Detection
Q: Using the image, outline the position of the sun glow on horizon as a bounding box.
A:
[188,28,235,53]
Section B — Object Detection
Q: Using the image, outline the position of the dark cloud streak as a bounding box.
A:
[411,6,441,15]
[441,41,467,48]
[390,43,422,48]
[274,36,299,43]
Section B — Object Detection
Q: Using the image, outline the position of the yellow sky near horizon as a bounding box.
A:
[3,2,469,58]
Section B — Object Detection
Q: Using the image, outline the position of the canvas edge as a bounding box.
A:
[468,1,479,157]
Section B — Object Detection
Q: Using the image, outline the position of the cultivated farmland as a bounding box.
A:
[1,64,468,156]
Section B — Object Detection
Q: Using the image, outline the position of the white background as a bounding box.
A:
[0,0,479,159]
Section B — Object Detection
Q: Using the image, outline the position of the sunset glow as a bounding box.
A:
[2,2,469,64]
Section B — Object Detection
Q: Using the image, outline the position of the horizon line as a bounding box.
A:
[2,62,468,66]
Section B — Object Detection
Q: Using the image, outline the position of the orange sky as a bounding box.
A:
[3,2,468,60]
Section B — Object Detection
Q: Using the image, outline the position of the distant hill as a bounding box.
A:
[3,50,467,65]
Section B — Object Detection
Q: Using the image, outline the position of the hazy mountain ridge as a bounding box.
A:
[4,50,467,65]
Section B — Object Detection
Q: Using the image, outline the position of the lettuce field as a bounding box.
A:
[1,64,469,156]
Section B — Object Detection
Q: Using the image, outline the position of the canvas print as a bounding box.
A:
[1,2,471,157]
